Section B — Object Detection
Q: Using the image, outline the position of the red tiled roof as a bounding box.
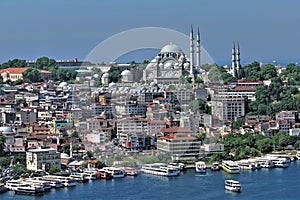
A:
[0,68,27,74]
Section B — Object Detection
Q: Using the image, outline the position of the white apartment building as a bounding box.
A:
[157,134,201,161]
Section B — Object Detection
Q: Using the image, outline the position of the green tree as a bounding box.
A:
[0,157,11,168]
[34,56,58,71]
[14,78,24,85]
[96,161,106,169]
[255,138,273,153]
[48,167,61,175]
[23,68,41,83]
[0,59,26,69]
[197,132,206,144]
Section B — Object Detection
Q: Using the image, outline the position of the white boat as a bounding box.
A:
[195,161,206,173]
[102,167,125,178]
[5,180,24,191]
[221,160,240,174]
[296,151,300,160]
[70,173,89,183]
[41,175,76,187]
[169,162,186,171]
[141,163,180,177]
[272,159,289,168]
[211,162,221,171]
[225,179,241,192]
[238,162,256,170]
[14,184,44,196]
[23,179,52,192]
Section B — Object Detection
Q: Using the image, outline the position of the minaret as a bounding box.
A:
[231,42,236,77]
[196,27,201,68]
[190,25,195,82]
[235,42,240,76]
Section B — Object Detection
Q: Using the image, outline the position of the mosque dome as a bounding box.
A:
[109,82,117,87]
[102,73,109,78]
[121,69,132,76]
[160,43,183,53]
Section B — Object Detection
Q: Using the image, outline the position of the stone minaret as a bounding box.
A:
[196,27,201,68]
[190,25,195,82]
[235,42,240,75]
[231,42,236,77]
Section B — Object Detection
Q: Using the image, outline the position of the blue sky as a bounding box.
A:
[0,0,299,65]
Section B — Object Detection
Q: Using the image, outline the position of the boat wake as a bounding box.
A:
[195,174,213,177]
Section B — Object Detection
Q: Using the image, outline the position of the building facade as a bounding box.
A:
[26,148,61,171]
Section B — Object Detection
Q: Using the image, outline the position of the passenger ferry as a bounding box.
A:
[221,160,240,174]
[23,179,52,192]
[237,162,256,170]
[14,184,44,196]
[102,167,125,178]
[195,161,206,173]
[41,175,76,187]
[70,173,89,183]
[141,163,180,177]
[5,180,24,191]
[225,179,241,192]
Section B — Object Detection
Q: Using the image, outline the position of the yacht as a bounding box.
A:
[195,161,206,173]
[141,163,180,177]
[221,160,240,174]
[211,162,221,171]
[225,180,241,192]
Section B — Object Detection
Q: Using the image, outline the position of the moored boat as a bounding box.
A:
[225,179,241,192]
[141,163,180,177]
[102,167,125,178]
[70,173,89,183]
[97,169,113,180]
[123,168,138,176]
[195,161,206,173]
[222,160,240,174]
[211,162,221,171]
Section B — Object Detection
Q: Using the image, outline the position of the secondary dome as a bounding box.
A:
[121,69,132,76]
[160,43,182,53]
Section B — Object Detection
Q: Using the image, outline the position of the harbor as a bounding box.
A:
[1,154,300,199]
[2,160,300,200]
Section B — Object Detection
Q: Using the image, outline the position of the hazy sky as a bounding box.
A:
[0,0,299,65]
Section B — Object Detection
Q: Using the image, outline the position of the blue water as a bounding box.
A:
[2,162,300,200]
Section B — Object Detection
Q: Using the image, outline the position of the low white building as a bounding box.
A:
[26,148,61,171]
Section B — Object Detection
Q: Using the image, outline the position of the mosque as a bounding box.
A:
[142,26,201,84]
